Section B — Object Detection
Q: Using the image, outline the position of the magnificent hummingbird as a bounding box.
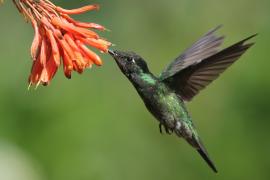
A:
[108,26,256,173]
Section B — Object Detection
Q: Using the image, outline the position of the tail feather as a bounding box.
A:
[196,139,218,173]
[197,147,218,173]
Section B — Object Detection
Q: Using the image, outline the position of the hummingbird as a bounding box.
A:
[108,26,256,173]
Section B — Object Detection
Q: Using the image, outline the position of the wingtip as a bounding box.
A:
[229,33,257,50]
[250,33,259,38]
[216,24,223,30]
[241,33,258,44]
[206,25,223,35]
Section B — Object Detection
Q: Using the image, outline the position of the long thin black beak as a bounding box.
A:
[108,49,116,57]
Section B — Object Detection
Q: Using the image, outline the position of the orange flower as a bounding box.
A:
[12,0,112,87]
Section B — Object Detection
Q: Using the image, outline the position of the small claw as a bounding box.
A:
[165,126,173,135]
[159,123,173,135]
[159,123,163,134]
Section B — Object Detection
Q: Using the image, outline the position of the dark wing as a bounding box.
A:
[159,25,225,80]
[162,34,257,101]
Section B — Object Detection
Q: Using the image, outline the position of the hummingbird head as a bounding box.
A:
[108,49,149,78]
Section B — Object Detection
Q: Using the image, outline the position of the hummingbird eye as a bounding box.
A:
[127,57,136,64]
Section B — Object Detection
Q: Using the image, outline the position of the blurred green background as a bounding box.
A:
[0,0,269,180]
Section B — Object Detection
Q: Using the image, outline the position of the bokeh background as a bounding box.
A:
[0,0,269,180]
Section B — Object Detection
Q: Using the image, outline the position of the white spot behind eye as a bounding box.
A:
[132,59,136,63]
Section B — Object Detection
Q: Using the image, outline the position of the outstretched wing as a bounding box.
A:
[162,34,256,101]
[159,25,225,80]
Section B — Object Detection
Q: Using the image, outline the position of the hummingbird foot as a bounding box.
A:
[159,123,173,135]
[159,123,163,134]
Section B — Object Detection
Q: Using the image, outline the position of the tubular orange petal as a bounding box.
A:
[75,22,106,31]
[41,54,58,85]
[51,17,99,39]
[64,33,86,69]
[40,69,49,85]
[62,51,73,79]
[96,39,112,46]
[76,40,103,66]
[82,54,94,68]
[30,21,41,60]
[61,14,106,31]
[63,33,80,51]
[76,36,108,53]
[29,56,43,84]
[46,28,60,66]
[40,36,47,67]
[57,38,76,61]
[56,4,100,15]
[75,43,94,68]
[74,27,100,39]
[40,16,55,31]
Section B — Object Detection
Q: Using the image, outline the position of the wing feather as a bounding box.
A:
[163,34,256,101]
[160,25,225,80]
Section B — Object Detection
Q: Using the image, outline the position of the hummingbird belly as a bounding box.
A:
[139,84,192,136]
